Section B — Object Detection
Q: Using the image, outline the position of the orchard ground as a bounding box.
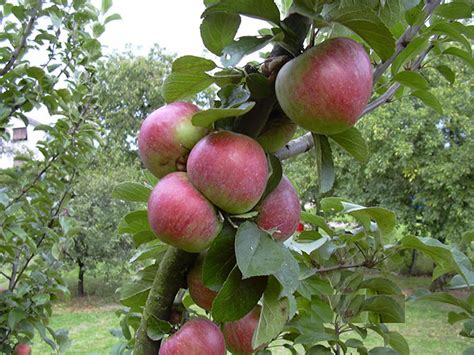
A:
[29,275,471,354]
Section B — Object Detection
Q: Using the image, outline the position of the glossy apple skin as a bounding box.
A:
[138,102,206,178]
[256,117,297,153]
[256,176,300,241]
[13,344,31,355]
[276,38,373,135]
[159,318,226,355]
[147,172,222,253]
[222,306,262,355]
[187,255,218,311]
[187,131,269,214]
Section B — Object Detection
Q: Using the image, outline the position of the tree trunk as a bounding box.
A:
[77,258,85,297]
[408,249,417,275]
[134,247,196,355]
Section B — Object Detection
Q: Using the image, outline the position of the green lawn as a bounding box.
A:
[31,278,472,354]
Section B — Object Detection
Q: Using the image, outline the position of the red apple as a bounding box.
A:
[159,318,225,355]
[256,116,297,153]
[187,255,217,311]
[148,172,222,253]
[256,176,300,241]
[222,306,262,354]
[13,344,31,355]
[276,37,373,135]
[296,222,304,232]
[138,102,206,178]
[187,131,269,214]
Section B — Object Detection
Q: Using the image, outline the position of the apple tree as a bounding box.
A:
[111,0,474,354]
[0,0,120,352]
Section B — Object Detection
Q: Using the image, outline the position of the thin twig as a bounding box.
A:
[373,0,441,83]
[0,1,43,77]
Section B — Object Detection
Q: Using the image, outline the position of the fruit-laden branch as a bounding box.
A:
[0,1,43,77]
[372,0,441,83]
[134,248,197,355]
[275,39,436,161]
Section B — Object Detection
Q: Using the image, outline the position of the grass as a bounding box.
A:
[29,276,473,354]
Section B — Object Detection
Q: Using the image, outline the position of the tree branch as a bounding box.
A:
[0,1,43,77]
[372,0,441,83]
[134,247,196,355]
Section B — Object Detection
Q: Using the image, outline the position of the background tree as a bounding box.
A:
[0,0,120,351]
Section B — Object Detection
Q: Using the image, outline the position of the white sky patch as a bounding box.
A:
[95,0,273,63]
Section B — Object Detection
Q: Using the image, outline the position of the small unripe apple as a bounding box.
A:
[187,131,269,214]
[138,102,206,178]
[148,172,222,253]
[222,306,262,354]
[187,255,217,311]
[276,37,373,135]
[159,318,226,355]
[13,344,31,355]
[256,116,297,153]
[256,176,300,241]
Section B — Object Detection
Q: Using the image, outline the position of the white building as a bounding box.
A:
[0,117,48,169]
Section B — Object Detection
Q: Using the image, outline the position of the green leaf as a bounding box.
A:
[443,47,474,68]
[246,73,274,99]
[391,36,428,75]
[430,22,471,53]
[104,13,121,24]
[92,22,105,37]
[394,71,429,90]
[235,222,286,279]
[8,308,26,329]
[273,248,300,297]
[217,84,251,108]
[412,291,472,314]
[120,281,151,309]
[401,236,474,287]
[361,295,405,323]
[313,134,335,194]
[200,12,241,55]
[298,275,333,300]
[435,2,472,20]
[211,266,267,322]
[203,223,236,291]
[162,72,214,103]
[26,66,45,80]
[252,277,289,349]
[448,311,470,325]
[329,127,369,163]
[132,231,156,247]
[146,317,172,341]
[321,199,396,236]
[112,182,151,202]
[221,35,273,67]
[435,65,455,84]
[101,0,113,13]
[388,331,409,355]
[172,55,217,73]
[192,101,255,127]
[360,278,402,295]
[261,154,282,200]
[203,0,281,25]
[330,6,395,61]
[411,90,443,114]
[300,211,334,236]
[307,345,333,355]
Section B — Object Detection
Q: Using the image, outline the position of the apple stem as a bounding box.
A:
[134,247,197,355]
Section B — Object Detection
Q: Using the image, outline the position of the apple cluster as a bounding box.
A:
[137,36,372,354]
[138,101,300,353]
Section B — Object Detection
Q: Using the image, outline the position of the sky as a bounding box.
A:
[96,0,272,61]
